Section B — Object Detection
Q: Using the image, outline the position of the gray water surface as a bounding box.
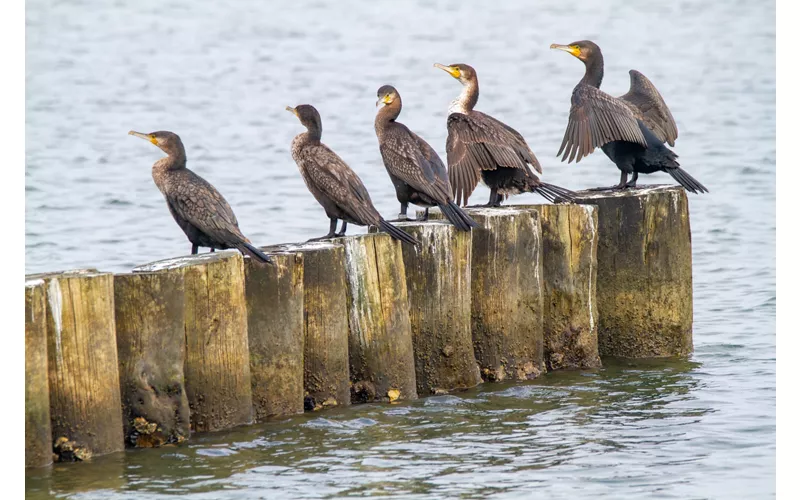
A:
[25,0,775,498]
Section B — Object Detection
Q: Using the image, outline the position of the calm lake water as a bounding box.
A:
[25,0,775,498]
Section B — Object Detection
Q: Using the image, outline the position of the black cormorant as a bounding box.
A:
[550,40,708,193]
[128,130,273,264]
[434,63,576,207]
[374,85,479,230]
[287,104,419,246]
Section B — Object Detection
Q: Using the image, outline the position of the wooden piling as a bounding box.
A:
[342,234,418,402]
[25,279,52,468]
[517,204,602,370]
[114,271,189,447]
[384,221,482,393]
[26,270,124,460]
[270,242,350,411]
[243,251,305,420]
[135,252,253,432]
[419,209,545,382]
[572,186,694,357]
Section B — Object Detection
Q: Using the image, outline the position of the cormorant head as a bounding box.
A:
[433,63,477,85]
[550,40,601,63]
[376,85,400,108]
[286,104,322,133]
[128,130,184,156]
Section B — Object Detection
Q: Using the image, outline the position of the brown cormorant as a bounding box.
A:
[128,130,273,264]
[434,63,576,207]
[287,104,419,246]
[374,85,479,230]
[550,40,708,193]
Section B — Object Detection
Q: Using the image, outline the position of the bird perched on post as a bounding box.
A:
[287,104,419,246]
[374,85,479,230]
[434,63,576,207]
[128,130,273,264]
[550,40,708,193]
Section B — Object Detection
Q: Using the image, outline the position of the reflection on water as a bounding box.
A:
[26,0,774,497]
[27,359,714,499]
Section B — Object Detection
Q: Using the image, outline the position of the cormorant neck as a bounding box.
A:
[156,148,187,171]
[375,100,401,136]
[449,78,478,115]
[580,55,604,88]
[305,124,322,143]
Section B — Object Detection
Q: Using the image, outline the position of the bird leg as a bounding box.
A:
[307,218,338,242]
[387,203,409,222]
[418,207,430,221]
[335,221,348,237]
[191,244,198,255]
[210,248,215,253]
[587,171,629,191]
[623,172,639,189]
[485,187,503,207]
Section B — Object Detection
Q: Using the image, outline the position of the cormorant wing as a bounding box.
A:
[619,70,678,147]
[378,123,453,204]
[304,144,381,225]
[166,170,248,246]
[472,111,542,174]
[557,85,648,163]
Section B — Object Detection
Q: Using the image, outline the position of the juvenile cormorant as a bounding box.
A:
[434,63,576,207]
[374,85,479,230]
[287,104,419,247]
[128,130,273,264]
[550,40,708,193]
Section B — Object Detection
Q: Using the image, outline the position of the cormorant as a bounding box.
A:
[287,104,419,246]
[434,63,576,207]
[128,130,273,264]
[550,40,708,193]
[374,85,479,230]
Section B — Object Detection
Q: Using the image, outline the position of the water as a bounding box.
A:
[25,0,775,498]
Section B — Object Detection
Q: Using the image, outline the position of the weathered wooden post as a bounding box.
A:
[135,251,253,432]
[26,269,124,461]
[384,221,482,393]
[25,279,52,467]
[243,251,305,420]
[342,234,418,402]
[419,209,545,382]
[572,186,694,357]
[270,242,350,411]
[114,271,189,447]
[517,204,602,370]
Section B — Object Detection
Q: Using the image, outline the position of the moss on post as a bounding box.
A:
[573,186,694,357]
[271,242,350,411]
[419,209,545,382]
[135,251,253,432]
[25,279,52,468]
[114,271,189,447]
[343,234,418,402]
[516,204,602,370]
[27,269,124,460]
[243,251,305,420]
[387,221,482,393]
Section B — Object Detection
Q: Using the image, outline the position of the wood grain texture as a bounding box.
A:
[25,279,52,467]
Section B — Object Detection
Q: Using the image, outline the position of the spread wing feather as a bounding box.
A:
[619,70,678,146]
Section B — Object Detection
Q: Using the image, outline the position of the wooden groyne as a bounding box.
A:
[24,186,694,465]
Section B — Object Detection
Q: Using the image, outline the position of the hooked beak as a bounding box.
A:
[129,130,157,145]
[376,94,392,108]
[285,106,298,117]
[434,63,460,79]
[550,43,581,58]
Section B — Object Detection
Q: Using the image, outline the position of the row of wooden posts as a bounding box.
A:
[24,186,695,468]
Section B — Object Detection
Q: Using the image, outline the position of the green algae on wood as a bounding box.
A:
[135,251,254,432]
[244,251,305,420]
[114,271,189,447]
[25,279,53,467]
[419,209,545,381]
[26,269,125,460]
[343,233,418,402]
[386,221,482,392]
[270,242,351,411]
[515,204,602,370]
[572,186,694,357]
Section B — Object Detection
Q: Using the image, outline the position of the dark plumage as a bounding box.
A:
[287,104,418,246]
[374,85,479,231]
[434,63,576,207]
[551,40,707,193]
[128,130,273,264]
